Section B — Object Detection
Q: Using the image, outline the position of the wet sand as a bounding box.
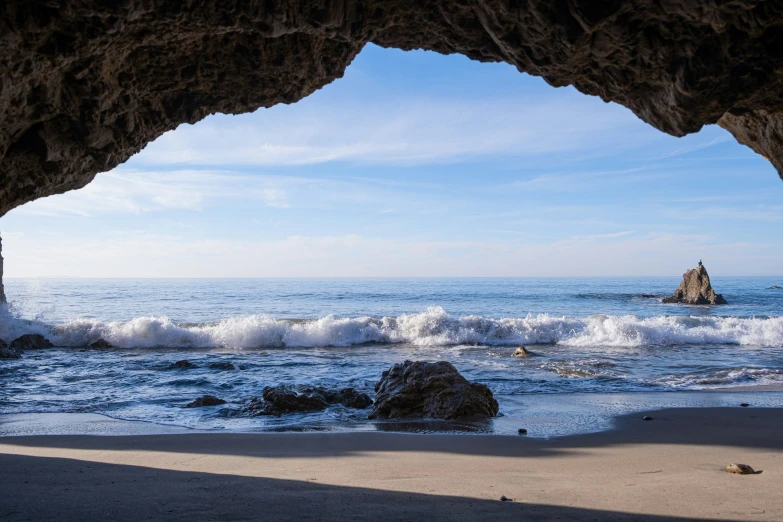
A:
[1,407,781,521]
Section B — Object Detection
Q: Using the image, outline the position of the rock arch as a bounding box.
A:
[2,1,782,216]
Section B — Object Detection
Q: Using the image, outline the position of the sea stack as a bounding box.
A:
[663,261,727,305]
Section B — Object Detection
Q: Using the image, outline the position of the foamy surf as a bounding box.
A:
[2,306,782,349]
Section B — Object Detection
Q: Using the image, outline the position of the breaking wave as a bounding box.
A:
[2,306,782,349]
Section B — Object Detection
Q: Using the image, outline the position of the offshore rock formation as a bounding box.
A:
[368,360,499,420]
[2,2,783,216]
[9,333,54,350]
[663,262,728,305]
[89,338,112,349]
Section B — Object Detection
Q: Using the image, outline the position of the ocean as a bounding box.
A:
[1,277,782,436]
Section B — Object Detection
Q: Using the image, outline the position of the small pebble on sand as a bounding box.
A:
[726,463,757,475]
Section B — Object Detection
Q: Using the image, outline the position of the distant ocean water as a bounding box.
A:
[1,277,782,436]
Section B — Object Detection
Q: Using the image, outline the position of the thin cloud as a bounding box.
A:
[128,95,657,168]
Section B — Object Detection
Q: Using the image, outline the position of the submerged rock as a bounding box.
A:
[368,360,499,420]
[185,395,227,408]
[208,362,237,371]
[89,338,112,349]
[10,334,54,350]
[770,285,782,290]
[0,339,22,359]
[662,262,727,305]
[168,360,198,370]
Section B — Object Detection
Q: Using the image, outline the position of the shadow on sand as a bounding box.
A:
[0,452,743,522]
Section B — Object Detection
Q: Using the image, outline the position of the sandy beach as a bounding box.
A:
[1,406,781,521]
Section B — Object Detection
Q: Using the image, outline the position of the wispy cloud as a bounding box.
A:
[128,95,657,168]
[14,170,292,217]
[658,134,732,158]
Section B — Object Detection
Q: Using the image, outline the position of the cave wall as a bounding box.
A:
[2,0,782,217]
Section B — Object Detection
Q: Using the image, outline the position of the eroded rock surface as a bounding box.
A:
[368,360,499,420]
[663,262,728,305]
[1,1,783,216]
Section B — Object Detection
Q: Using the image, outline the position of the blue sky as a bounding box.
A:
[2,44,782,277]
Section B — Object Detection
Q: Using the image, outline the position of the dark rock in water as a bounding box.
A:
[301,386,373,409]
[185,395,227,408]
[208,362,237,371]
[336,388,373,409]
[243,385,372,416]
[0,339,22,359]
[643,416,654,421]
[639,294,658,298]
[741,403,750,407]
[770,285,782,290]
[89,338,112,349]
[368,360,499,420]
[512,346,534,357]
[0,346,21,359]
[10,334,54,350]
[245,386,329,416]
[518,428,527,435]
[168,360,198,370]
[662,263,727,305]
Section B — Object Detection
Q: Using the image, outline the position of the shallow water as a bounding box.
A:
[1,277,782,436]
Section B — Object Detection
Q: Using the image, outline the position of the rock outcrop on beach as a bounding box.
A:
[3,3,783,218]
[185,395,227,408]
[0,339,22,359]
[244,385,372,416]
[368,360,499,420]
[10,334,54,350]
[663,263,728,305]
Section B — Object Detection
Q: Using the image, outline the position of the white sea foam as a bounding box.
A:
[1,306,782,349]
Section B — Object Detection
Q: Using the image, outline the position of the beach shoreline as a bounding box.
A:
[2,406,781,520]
